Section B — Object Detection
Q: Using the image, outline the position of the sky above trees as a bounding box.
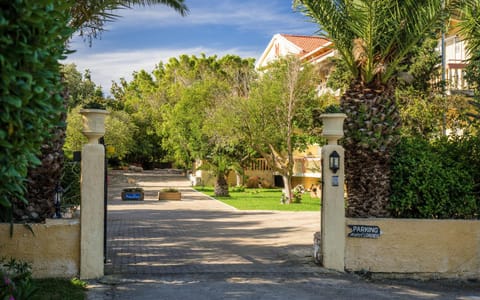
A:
[65,0,318,94]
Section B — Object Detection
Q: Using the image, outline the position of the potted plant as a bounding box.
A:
[158,188,181,201]
[320,104,347,145]
[121,187,144,201]
[80,102,109,144]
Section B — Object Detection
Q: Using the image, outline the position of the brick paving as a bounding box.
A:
[104,171,321,276]
[85,170,480,300]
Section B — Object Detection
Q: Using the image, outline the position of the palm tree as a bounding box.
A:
[294,0,469,217]
[70,0,188,43]
[458,1,480,105]
[17,0,188,222]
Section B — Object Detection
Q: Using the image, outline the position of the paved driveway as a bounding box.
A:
[105,170,320,276]
[86,170,480,300]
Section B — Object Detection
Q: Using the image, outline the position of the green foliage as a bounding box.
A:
[294,0,460,84]
[390,136,478,218]
[230,186,245,192]
[64,106,137,161]
[291,184,306,204]
[323,104,342,113]
[326,56,352,92]
[397,89,446,138]
[465,49,480,123]
[61,161,81,209]
[0,258,38,300]
[0,1,72,210]
[62,65,106,110]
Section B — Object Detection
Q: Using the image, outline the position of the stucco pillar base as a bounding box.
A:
[80,144,105,279]
[321,144,345,272]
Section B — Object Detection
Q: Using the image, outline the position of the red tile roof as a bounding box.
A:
[280,34,330,54]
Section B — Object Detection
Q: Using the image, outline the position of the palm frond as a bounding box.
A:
[70,0,189,44]
[123,0,188,16]
[295,0,471,84]
[457,1,480,55]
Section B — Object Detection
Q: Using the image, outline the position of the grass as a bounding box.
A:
[32,278,86,300]
[196,187,321,211]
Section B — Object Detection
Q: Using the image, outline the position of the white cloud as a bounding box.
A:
[65,46,260,95]
[110,1,314,35]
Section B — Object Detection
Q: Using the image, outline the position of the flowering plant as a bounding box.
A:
[0,258,37,300]
[292,184,305,203]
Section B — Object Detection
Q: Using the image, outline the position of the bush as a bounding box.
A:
[0,258,37,300]
[389,137,478,218]
[292,184,305,203]
[246,176,260,188]
[0,1,72,213]
[230,185,245,192]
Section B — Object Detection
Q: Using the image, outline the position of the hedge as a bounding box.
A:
[0,1,72,213]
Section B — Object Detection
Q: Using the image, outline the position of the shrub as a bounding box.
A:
[292,184,305,203]
[246,176,260,188]
[230,185,245,192]
[260,180,274,189]
[0,1,72,214]
[389,137,478,218]
[0,258,37,300]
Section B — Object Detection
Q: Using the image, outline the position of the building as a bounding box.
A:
[440,34,473,96]
[255,34,339,189]
[256,33,338,96]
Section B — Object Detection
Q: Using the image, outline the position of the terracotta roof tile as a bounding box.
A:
[280,34,330,53]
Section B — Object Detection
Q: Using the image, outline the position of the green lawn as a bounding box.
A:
[32,278,86,300]
[196,187,321,211]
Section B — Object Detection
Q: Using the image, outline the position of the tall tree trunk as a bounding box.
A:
[341,79,400,217]
[214,172,229,197]
[282,175,293,204]
[235,170,242,187]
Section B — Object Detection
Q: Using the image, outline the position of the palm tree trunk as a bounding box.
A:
[214,172,230,197]
[13,122,65,222]
[341,79,401,217]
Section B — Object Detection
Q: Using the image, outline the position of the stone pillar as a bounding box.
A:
[319,112,347,272]
[321,144,345,271]
[79,109,108,279]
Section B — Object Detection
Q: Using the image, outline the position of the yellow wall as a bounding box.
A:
[0,219,80,278]
[292,176,321,188]
[345,218,480,279]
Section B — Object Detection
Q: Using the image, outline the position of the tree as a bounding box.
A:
[64,106,137,161]
[459,2,480,123]
[159,54,256,196]
[294,0,468,217]
[0,1,73,222]
[12,0,188,222]
[61,64,104,110]
[111,70,168,167]
[219,56,321,203]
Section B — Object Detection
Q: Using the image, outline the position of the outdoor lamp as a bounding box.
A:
[54,184,63,218]
[329,151,340,173]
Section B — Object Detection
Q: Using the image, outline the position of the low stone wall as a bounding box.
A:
[345,218,480,279]
[0,219,80,278]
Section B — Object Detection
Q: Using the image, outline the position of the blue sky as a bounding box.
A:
[65,0,319,94]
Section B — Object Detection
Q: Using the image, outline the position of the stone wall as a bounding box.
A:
[0,219,80,278]
[345,218,480,279]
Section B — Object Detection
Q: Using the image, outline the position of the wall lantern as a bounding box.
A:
[54,184,63,218]
[329,151,340,173]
